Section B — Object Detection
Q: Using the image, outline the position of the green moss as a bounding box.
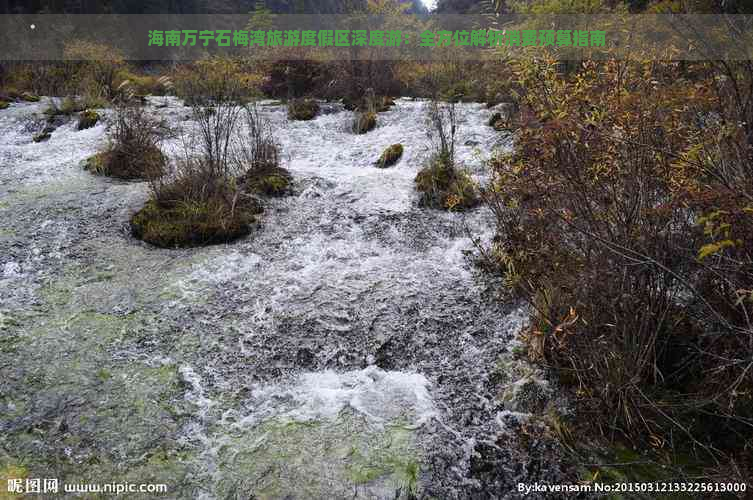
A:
[21,92,40,102]
[353,111,377,134]
[377,144,404,168]
[287,98,319,121]
[415,156,479,211]
[213,413,422,499]
[0,101,9,110]
[77,110,100,130]
[241,166,292,197]
[131,196,261,248]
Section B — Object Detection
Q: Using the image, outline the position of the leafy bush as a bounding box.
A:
[376,144,403,168]
[287,97,319,121]
[485,55,753,479]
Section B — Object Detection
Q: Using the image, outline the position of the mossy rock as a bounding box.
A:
[240,165,293,197]
[130,195,262,248]
[77,109,100,130]
[33,125,54,143]
[287,98,319,121]
[376,144,403,168]
[488,112,507,131]
[82,152,107,175]
[415,156,479,211]
[86,144,166,180]
[21,92,40,102]
[0,101,9,110]
[353,111,377,134]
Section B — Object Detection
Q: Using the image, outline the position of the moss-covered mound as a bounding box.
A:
[84,144,166,180]
[0,101,9,110]
[77,110,100,130]
[130,194,262,248]
[353,112,377,134]
[21,92,40,102]
[239,165,293,197]
[415,156,479,211]
[376,144,403,168]
[287,98,319,121]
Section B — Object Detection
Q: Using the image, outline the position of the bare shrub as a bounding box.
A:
[132,66,287,247]
[415,99,478,211]
[484,56,753,481]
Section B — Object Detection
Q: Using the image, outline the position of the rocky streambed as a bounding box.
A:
[0,97,567,498]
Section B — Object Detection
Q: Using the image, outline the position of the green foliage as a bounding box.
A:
[376,144,403,168]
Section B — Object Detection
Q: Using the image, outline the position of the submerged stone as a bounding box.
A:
[207,367,435,499]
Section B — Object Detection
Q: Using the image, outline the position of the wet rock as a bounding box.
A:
[295,347,315,368]
[73,282,137,316]
[375,337,398,370]
[493,341,552,414]
[33,125,54,143]
[376,144,403,168]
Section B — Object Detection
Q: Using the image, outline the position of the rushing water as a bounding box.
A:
[0,97,566,498]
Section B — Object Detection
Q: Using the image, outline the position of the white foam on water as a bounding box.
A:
[242,366,438,428]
